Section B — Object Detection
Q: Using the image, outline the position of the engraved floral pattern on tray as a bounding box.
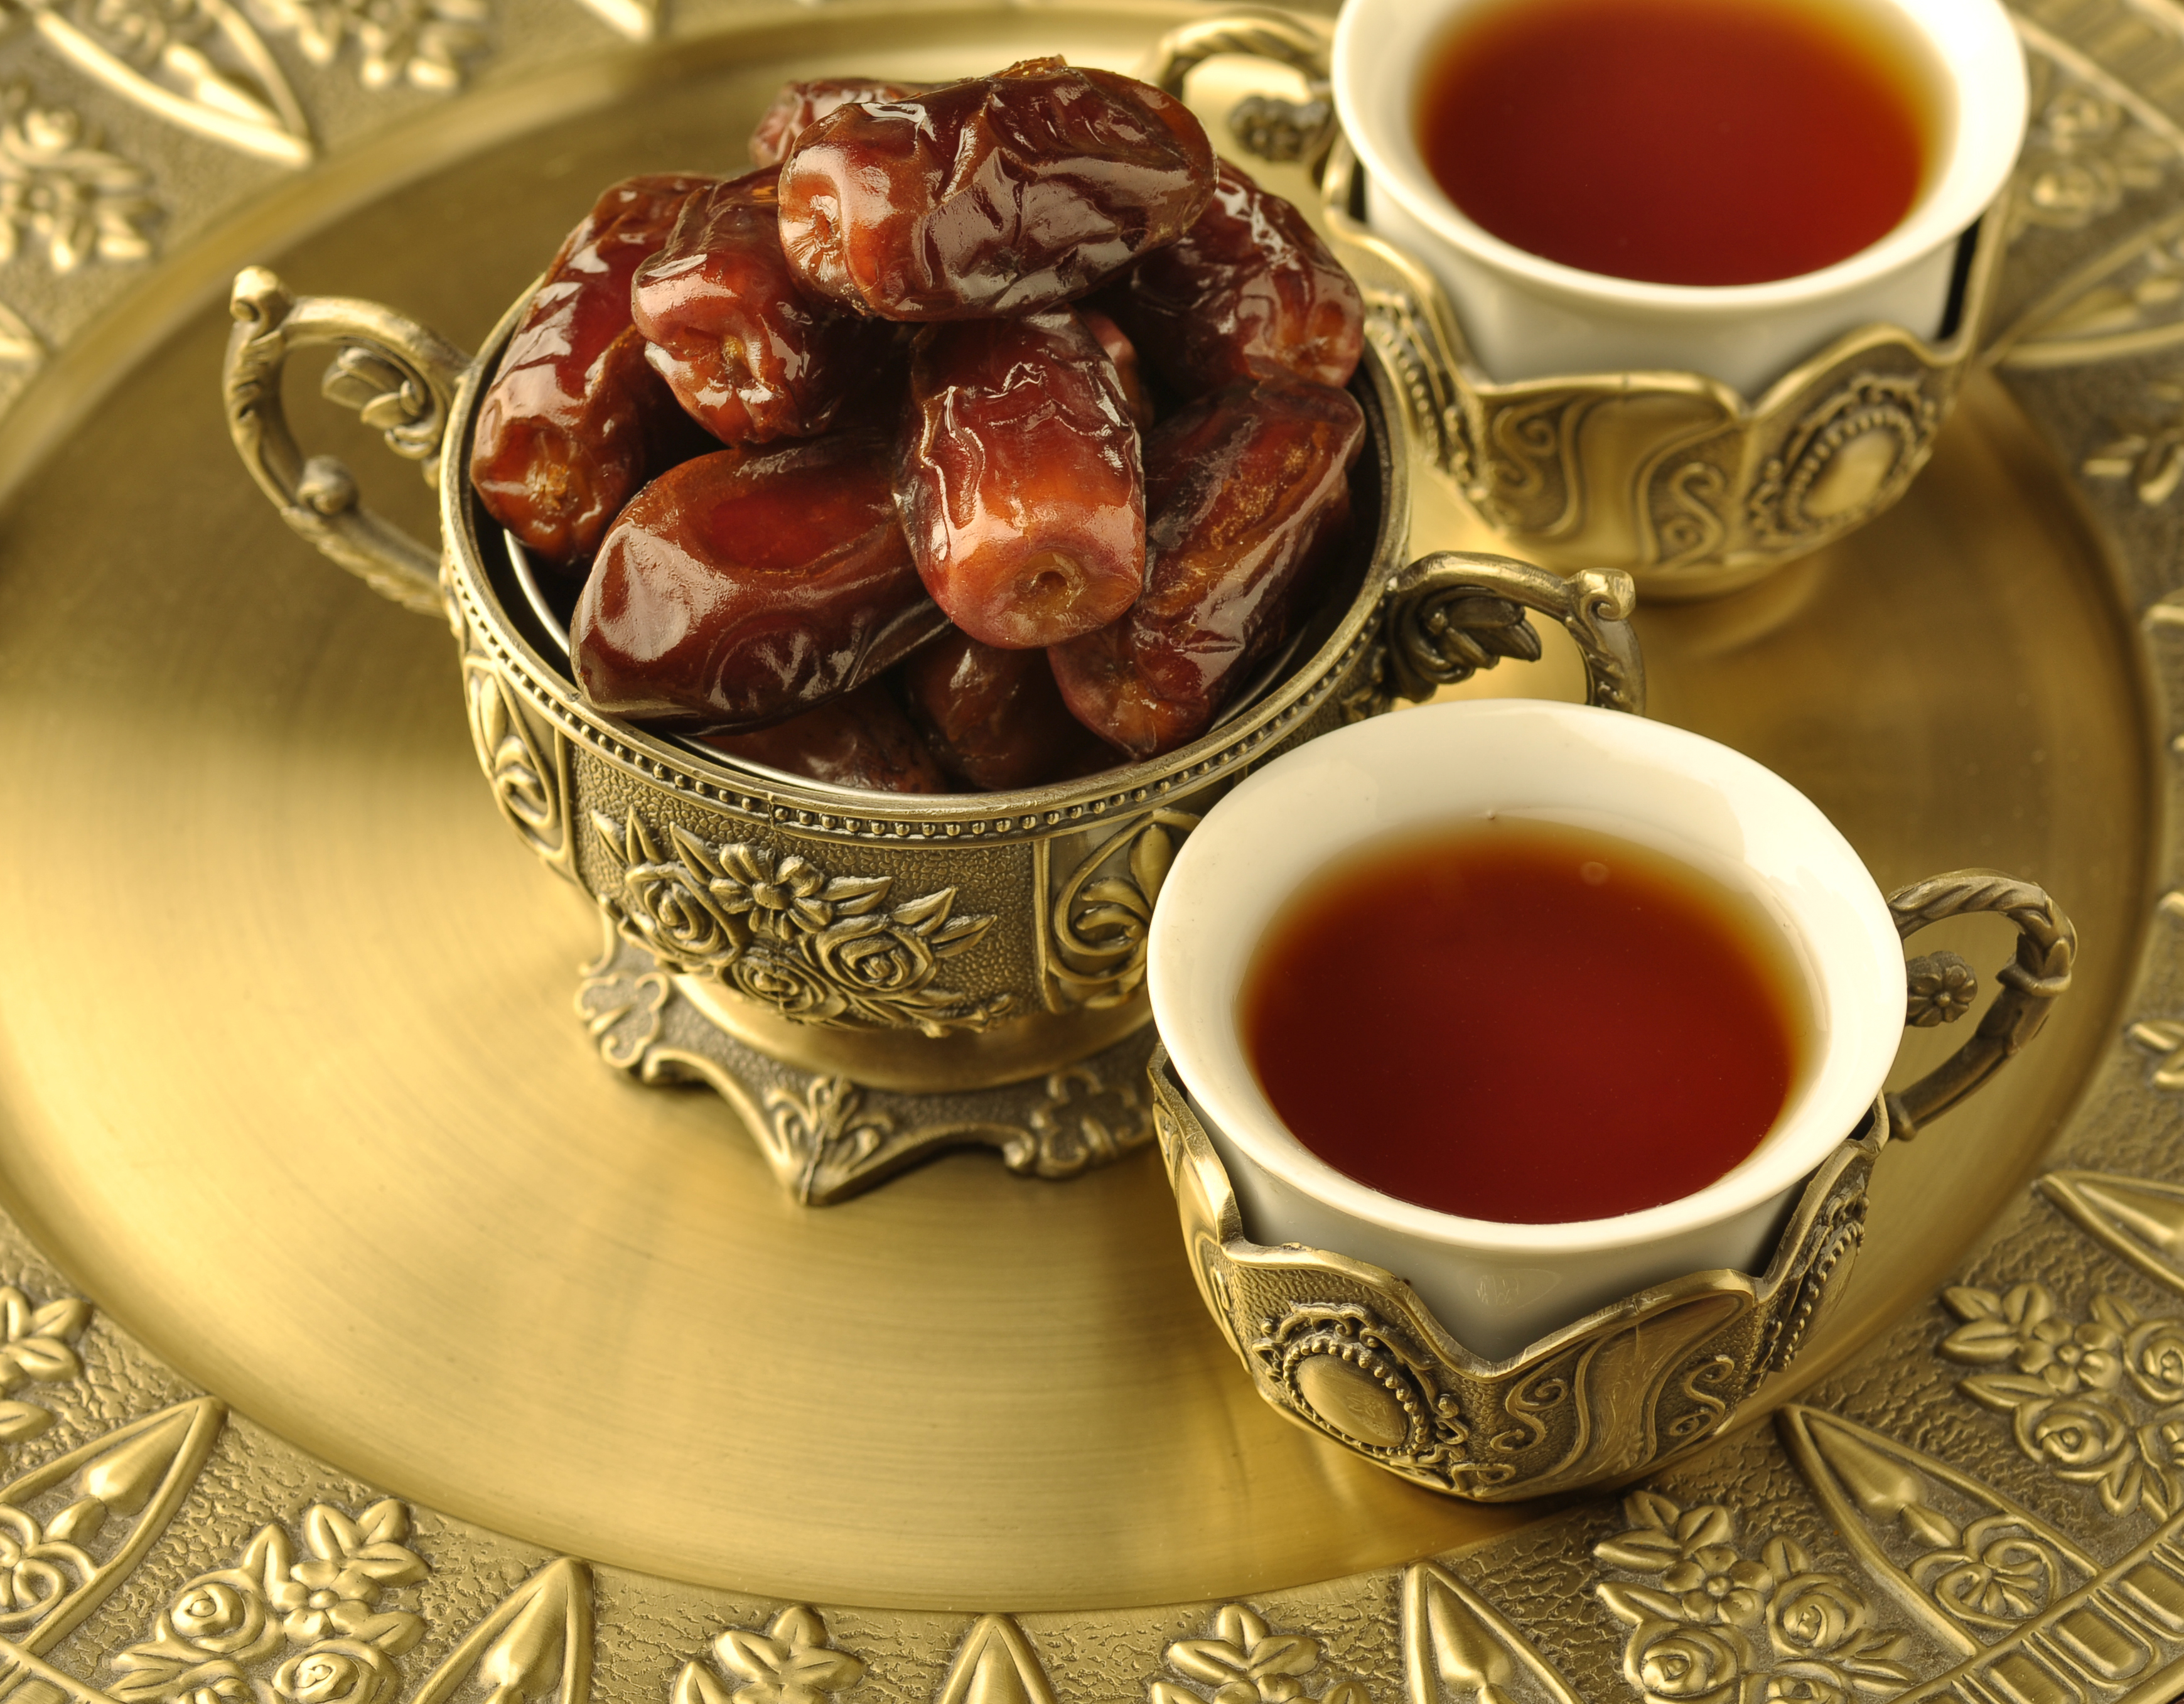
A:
[1939,1281,2184,1519]
[1594,1492,1914,1704]
[111,1502,426,1704]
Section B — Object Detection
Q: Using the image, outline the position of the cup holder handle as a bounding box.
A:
[224,266,471,618]
[1381,551,1647,715]
[1141,11,1335,170]
[1885,872,2077,1137]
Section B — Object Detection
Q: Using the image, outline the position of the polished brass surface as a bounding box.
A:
[0,2,2173,1699]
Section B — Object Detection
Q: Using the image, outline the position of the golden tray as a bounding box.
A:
[0,1,2181,1701]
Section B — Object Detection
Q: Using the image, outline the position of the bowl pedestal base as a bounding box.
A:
[573,927,1161,1204]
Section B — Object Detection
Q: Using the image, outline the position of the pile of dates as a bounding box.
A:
[470,57,1366,794]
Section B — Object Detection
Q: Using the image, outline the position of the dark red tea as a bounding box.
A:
[1243,819,1802,1223]
[1418,0,1930,286]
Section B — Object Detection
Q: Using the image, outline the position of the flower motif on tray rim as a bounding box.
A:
[110,1501,427,1704]
[1942,1283,2184,1518]
[1594,1492,1912,1704]
[1150,1604,1370,1704]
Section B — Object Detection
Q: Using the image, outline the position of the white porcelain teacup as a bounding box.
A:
[1146,700,2060,1361]
[1330,0,2028,397]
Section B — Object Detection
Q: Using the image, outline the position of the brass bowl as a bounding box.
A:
[220,267,1643,1202]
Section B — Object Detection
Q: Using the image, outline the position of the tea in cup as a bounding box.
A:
[1244,814,1808,1231]
[1146,699,2070,1364]
[1329,0,2028,396]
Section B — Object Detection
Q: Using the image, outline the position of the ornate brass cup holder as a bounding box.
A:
[1315,143,2009,601]
[220,267,1642,1202]
[1139,14,2010,601]
[1151,870,2077,1501]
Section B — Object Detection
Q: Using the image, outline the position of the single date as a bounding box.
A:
[778,58,1215,320]
[700,680,950,792]
[1079,305,1153,428]
[574,432,949,731]
[471,174,714,567]
[1100,159,1364,397]
[895,306,1145,649]
[632,170,897,446]
[748,77,931,166]
[1050,379,1364,759]
[901,630,1105,789]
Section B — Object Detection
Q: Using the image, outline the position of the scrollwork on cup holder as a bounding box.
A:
[1148,1043,1885,1501]
[223,264,470,617]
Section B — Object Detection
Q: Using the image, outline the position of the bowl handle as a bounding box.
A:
[224,266,471,618]
[1381,551,1647,714]
[1884,872,2077,1137]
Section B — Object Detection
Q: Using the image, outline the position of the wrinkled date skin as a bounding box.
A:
[1051,379,1365,760]
[632,170,898,446]
[701,680,950,792]
[574,433,951,731]
[1079,305,1153,428]
[748,77,931,167]
[896,307,1145,649]
[778,58,1215,320]
[1102,160,1364,397]
[901,630,1108,790]
[471,174,714,567]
